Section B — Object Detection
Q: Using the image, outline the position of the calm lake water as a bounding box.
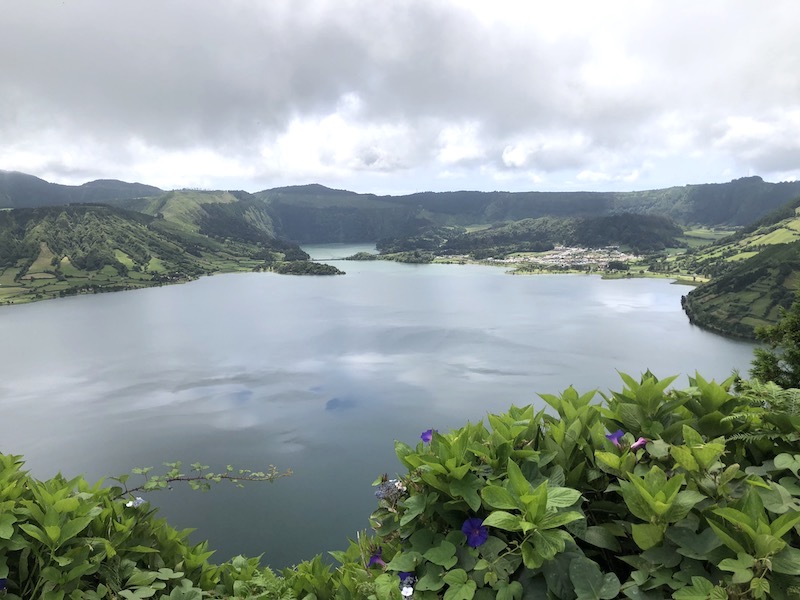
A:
[0,244,756,567]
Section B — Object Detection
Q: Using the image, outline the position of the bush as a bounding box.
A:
[1,373,799,598]
[363,373,800,599]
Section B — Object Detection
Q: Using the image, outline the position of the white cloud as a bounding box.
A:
[1,0,800,193]
[437,122,484,165]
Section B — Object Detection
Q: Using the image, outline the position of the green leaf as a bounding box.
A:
[631,523,664,550]
[423,540,458,569]
[670,445,699,472]
[126,570,158,587]
[415,563,445,592]
[521,541,544,569]
[482,510,524,532]
[0,513,16,539]
[59,516,93,545]
[386,551,423,572]
[399,494,428,526]
[749,577,770,599]
[707,519,747,555]
[53,497,81,514]
[770,507,800,537]
[664,490,706,523]
[531,529,567,560]
[19,523,49,545]
[774,453,800,477]
[506,459,531,497]
[546,487,582,509]
[580,525,621,552]
[666,526,723,560]
[496,581,523,600]
[450,475,483,512]
[481,485,522,510]
[443,569,468,586]
[594,451,621,474]
[443,579,477,600]
[537,509,583,530]
[718,553,755,584]
[772,546,800,575]
[569,557,621,600]
[672,577,722,600]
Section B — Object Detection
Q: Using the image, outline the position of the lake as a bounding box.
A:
[0,244,756,568]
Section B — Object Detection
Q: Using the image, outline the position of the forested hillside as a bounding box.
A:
[257,176,800,243]
[255,184,423,243]
[0,204,308,304]
[378,214,684,257]
[679,198,800,338]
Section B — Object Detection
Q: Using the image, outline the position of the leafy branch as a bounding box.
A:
[110,461,292,499]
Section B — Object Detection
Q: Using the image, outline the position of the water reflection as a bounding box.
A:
[0,246,756,567]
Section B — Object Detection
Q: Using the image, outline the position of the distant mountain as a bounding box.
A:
[257,177,800,243]
[6,171,800,241]
[0,170,162,208]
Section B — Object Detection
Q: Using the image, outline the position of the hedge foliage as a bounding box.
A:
[1,373,799,599]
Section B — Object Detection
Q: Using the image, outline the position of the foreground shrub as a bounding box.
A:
[366,373,800,599]
[0,460,289,599]
[1,373,798,598]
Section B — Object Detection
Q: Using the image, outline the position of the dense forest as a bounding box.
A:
[377,214,684,258]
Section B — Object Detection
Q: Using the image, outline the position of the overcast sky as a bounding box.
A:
[2,1,799,194]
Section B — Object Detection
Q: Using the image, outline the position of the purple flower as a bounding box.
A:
[0,579,6,591]
[125,496,145,508]
[631,437,648,450]
[421,429,434,443]
[368,548,386,568]
[605,429,624,447]
[461,517,489,548]
[399,572,416,585]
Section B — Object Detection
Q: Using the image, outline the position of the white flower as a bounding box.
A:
[401,585,414,597]
[125,496,145,508]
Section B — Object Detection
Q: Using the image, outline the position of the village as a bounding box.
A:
[481,245,639,269]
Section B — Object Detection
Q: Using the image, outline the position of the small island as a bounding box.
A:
[270,260,345,276]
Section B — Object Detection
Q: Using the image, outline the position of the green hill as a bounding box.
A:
[680,199,800,338]
[377,213,685,257]
[257,177,800,243]
[120,189,279,241]
[255,185,422,243]
[0,203,308,305]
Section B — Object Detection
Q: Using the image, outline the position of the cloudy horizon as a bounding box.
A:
[2,1,799,194]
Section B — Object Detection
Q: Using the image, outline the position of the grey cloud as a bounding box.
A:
[2,1,800,190]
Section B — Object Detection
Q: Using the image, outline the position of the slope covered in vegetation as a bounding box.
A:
[680,200,800,338]
[377,213,684,257]
[0,203,308,305]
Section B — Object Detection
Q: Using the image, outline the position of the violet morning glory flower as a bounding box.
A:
[0,578,6,591]
[421,429,434,443]
[368,548,386,568]
[461,517,489,548]
[399,571,416,596]
[605,429,624,447]
[631,437,648,450]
